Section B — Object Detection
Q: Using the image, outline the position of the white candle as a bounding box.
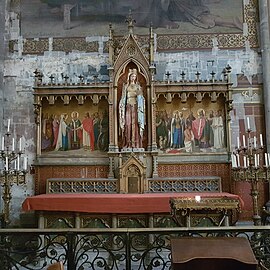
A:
[231,154,235,168]
[247,158,250,167]
[1,136,4,151]
[237,136,240,148]
[12,138,15,151]
[5,157,8,171]
[14,160,17,170]
[254,154,257,167]
[236,154,240,167]
[234,155,238,168]
[268,153,270,168]
[257,154,260,167]
[265,153,269,167]
[244,156,247,168]
[7,119,10,132]
[17,156,20,170]
[24,157,27,170]
[260,134,263,146]
[19,138,22,152]
[243,135,246,148]
[247,117,250,130]
[254,136,257,148]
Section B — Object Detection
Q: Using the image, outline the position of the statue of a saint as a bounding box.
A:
[119,69,145,149]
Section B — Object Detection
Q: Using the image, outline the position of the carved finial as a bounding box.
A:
[165,71,171,83]
[149,23,154,64]
[150,22,154,39]
[180,71,186,81]
[49,74,55,84]
[125,10,136,34]
[109,23,113,40]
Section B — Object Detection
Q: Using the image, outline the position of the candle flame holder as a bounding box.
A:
[232,121,269,225]
[0,125,28,226]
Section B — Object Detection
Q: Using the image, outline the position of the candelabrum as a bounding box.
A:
[0,120,28,226]
[231,117,270,225]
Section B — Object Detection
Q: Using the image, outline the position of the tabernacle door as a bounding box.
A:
[128,177,140,193]
[171,237,257,270]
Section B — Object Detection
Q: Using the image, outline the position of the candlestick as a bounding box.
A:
[1,123,28,225]
[232,129,269,225]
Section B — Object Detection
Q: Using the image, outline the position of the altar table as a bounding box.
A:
[170,196,242,226]
[22,192,243,214]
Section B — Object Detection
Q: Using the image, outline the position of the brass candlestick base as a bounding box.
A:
[232,125,269,226]
[0,126,28,226]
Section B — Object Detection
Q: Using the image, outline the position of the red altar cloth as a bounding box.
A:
[22,193,243,214]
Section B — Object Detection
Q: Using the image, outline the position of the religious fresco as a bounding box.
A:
[40,98,109,155]
[156,96,227,154]
[19,0,243,38]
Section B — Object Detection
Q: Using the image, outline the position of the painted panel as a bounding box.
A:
[41,98,109,155]
[156,96,227,154]
[19,0,243,38]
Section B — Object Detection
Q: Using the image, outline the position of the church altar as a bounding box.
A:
[22,192,243,228]
[22,192,243,214]
[25,20,249,229]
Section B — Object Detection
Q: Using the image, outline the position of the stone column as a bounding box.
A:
[0,0,6,217]
[259,0,270,150]
[0,0,5,128]
[259,0,270,202]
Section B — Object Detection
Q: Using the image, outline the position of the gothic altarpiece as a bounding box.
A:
[32,22,234,228]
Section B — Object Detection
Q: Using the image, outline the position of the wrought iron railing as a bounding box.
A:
[0,226,270,270]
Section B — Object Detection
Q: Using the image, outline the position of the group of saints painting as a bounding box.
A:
[41,107,225,154]
[41,111,109,152]
[156,108,225,153]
